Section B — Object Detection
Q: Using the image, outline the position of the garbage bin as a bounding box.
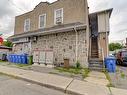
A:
[2,54,7,61]
[21,55,27,64]
[64,59,69,68]
[105,57,116,73]
[18,55,22,64]
[27,55,33,65]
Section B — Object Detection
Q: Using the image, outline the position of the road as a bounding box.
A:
[109,65,127,90]
[0,74,68,95]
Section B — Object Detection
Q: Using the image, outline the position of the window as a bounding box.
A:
[24,19,30,32]
[39,14,46,28]
[54,8,63,25]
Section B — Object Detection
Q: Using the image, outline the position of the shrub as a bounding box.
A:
[76,61,81,69]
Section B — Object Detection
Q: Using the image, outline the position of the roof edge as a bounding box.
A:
[90,8,113,18]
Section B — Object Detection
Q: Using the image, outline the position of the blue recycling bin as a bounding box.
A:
[18,55,22,63]
[10,55,12,62]
[21,55,27,64]
[12,55,15,63]
[14,55,17,63]
[15,55,19,63]
[105,57,116,73]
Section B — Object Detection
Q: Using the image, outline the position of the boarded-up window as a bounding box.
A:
[54,8,63,25]
[24,19,30,32]
[39,14,46,28]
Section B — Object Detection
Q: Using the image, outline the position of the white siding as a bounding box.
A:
[98,13,110,33]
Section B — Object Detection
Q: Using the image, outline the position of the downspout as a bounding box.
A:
[73,27,78,63]
[105,11,108,57]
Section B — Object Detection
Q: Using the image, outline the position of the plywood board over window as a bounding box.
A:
[39,14,46,28]
[54,8,63,25]
[24,19,30,32]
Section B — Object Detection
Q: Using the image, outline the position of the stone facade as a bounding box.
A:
[13,30,88,67]
[32,30,87,66]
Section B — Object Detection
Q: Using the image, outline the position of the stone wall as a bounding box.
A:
[32,30,88,67]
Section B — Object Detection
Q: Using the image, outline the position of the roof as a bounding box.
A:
[90,8,113,18]
[8,22,87,40]
[0,46,12,49]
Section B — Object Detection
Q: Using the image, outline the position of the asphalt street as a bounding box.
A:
[0,74,68,95]
[109,65,127,90]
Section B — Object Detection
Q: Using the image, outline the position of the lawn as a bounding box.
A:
[54,67,90,79]
[0,61,32,69]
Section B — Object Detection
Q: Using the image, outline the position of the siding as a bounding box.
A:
[14,0,87,35]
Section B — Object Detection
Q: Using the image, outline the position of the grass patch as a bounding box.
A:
[104,71,115,87]
[55,67,90,78]
[0,60,7,62]
[82,68,90,78]
[121,72,125,79]
[15,64,31,67]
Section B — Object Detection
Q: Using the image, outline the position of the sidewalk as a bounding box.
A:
[85,71,109,86]
[0,65,126,95]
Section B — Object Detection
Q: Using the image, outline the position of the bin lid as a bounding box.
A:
[105,57,116,60]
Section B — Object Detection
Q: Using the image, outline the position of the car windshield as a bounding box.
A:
[122,51,127,57]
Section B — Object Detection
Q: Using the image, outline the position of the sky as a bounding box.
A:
[0,0,127,43]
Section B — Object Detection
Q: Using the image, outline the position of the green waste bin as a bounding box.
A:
[27,55,33,65]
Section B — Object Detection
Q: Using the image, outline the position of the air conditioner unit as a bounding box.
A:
[33,36,37,42]
[56,17,62,25]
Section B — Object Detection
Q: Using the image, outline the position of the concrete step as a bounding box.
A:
[89,58,104,71]
[89,64,103,68]
[89,67,105,72]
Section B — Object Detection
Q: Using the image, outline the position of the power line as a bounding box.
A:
[7,0,26,12]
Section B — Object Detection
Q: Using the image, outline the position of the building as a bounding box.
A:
[8,0,113,68]
[0,46,12,53]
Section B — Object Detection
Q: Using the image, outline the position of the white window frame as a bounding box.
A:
[54,8,63,25]
[39,14,46,29]
[24,18,30,32]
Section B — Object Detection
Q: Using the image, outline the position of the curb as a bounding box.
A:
[0,71,82,95]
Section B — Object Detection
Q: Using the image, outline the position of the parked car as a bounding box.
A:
[116,50,127,65]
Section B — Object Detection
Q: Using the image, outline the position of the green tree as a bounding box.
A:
[3,40,13,47]
[109,43,123,51]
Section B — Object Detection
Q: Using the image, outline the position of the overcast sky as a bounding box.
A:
[0,0,127,43]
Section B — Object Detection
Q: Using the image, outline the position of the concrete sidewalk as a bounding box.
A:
[0,65,126,95]
[85,71,109,86]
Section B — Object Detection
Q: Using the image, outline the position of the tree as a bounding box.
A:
[3,40,13,47]
[109,43,123,51]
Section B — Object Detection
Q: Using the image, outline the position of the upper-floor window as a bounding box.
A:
[39,14,46,28]
[24,19,30,32]
[54,8,63,25]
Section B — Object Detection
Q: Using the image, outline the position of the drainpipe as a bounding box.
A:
[105,11,108,57]
[73,27,78,63]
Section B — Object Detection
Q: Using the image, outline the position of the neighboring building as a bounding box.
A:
[0,46,12,52]
[8,0,113,68]
[0,37,3,45]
